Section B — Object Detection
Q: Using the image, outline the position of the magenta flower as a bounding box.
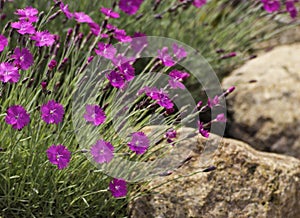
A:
[95,42,116,60]
[157,47,175,67]
[5,105,30,130]
[0,35,8,52]
[47,144,71,170]
[169,70,190,80]
[114,29,132,43]
[0,62,20,83]
[74,12,93,23]
[168,69,190,89]
[128,132,150,155]
[286,1,298,19]
[198,121,209,138]
[88,22,101,36]
[215,113,226,122]
[207,96,219,108]
[261,0,280,13]
[165,128,177,144]
[131,32,148,52]
[100,7,120,19]
[90,140,114,163]
[106,23,117,31]
[60,2,73,19]
[119,0,144,15]
[155,91,174,109]
[172,43,187,60]
[31,31,55,47]
[11,21,35,35]
[193,0,207,8]
[141,86,174,109]
[112,54,135,67]
[106,70,125,89]
[15,6,38,22]
[48,59,57,70]
[119,62,135,81]
[84,104,106,126]
[109,178,127,198]
[11,48,33,70]
[41,100,64,124]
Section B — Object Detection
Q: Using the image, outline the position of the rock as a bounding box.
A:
[222,44,300,158]
[129,127,300,218]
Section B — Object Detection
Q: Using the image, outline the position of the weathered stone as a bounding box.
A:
[129,128,300,218]
[222,44,300,158]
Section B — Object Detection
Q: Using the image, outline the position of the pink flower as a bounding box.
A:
[106,70,125,89]
[215,113,226,122]
[128,132,150,155]
[207,96,219,108]
[168,69,190,89]
[165,128,177,144]
[41,100,64,124]
[95,42,117,60]
[83,104,106,126]
[172,43,187,60]
[74,12,93,23]
[109,178,127,198]
[286,1,298,18]
[60,2,73,19]
[47,144,71,170]
[112,54,135,67]
[0,62,20,83]
[198,121,209,138]
[119,0,144,15]
[0,35,8,52]
[100,7,120,19]
[140,86,174,109]
[261,0,280,13]
[118,62,135,81]
[5,105,30,130]
[11,21,35,35]
[88,22,101,36]
[114,28,132,42]
[90,140,114,164]
[157,47,175,67]
[193,0,207,8]
[131,32,148,52]
[15,6,38,22]
[11,48,33,70]
[48,59,57,70]
[31,31,55,47]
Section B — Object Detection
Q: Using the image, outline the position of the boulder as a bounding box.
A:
[222,44,300,158]
[129,128,300,218]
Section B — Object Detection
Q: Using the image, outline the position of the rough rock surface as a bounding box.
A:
[129,127,300,218]
[222,44,300,158]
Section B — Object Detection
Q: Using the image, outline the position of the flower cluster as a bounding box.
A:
[261,0,298,18]
[0,0,239,202]
[4,100,64,130]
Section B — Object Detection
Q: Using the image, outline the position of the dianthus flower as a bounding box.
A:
[90,140,114,163]
[11,48,33,70]
[84,104,106,126]
[41,100,64,124]
[47,144,71,169]
[128,132,150,154]
[109,178,127,198]
[5,105,30,130]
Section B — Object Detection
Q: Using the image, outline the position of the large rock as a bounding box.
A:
[129,127,300,218]
[222,44,300,158]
